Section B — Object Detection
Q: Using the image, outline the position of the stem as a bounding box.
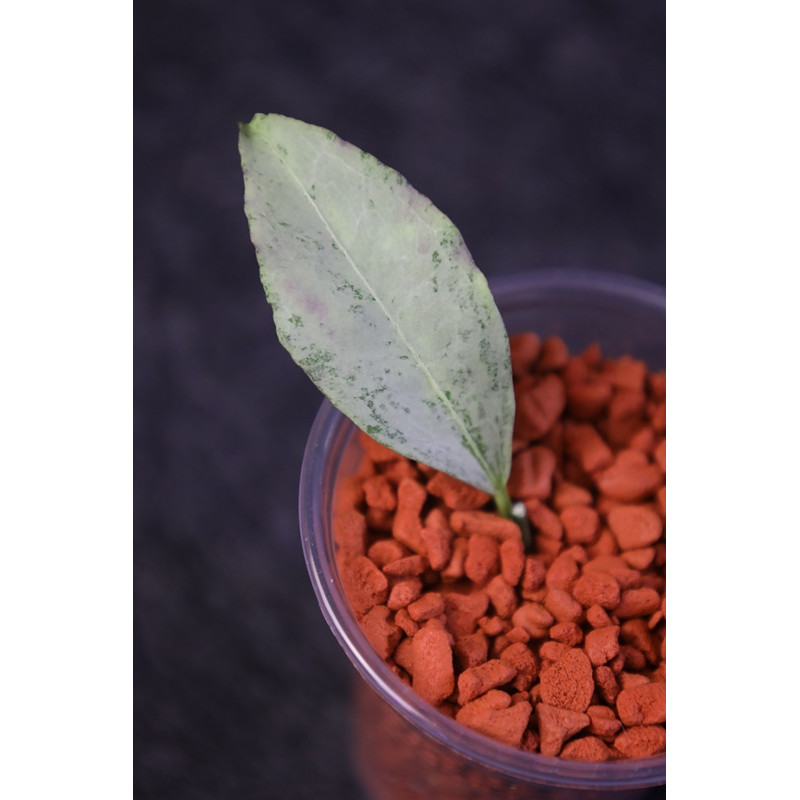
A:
[511,501,534,553]
[495,487,533,551]
[493,485,512,519]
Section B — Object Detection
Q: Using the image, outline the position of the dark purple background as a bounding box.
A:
[135,1,665,797]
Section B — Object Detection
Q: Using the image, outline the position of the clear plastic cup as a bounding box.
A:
[299,270,666,799]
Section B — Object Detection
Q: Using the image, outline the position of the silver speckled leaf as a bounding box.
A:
[239,114,513,495]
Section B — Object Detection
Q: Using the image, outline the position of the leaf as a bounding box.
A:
[239,113,514,496]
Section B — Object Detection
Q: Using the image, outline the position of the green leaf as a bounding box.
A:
[239,113,514,496]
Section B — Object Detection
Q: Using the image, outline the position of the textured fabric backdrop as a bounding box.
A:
[135,2,665,797]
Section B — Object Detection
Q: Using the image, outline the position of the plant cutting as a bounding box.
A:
[239,114,665,784]
[239,114,517,516]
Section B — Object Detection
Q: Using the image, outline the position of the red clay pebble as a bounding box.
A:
[479,615,510,637]
[587,704,623,741]
[594,450,663,502]
[561,735,613,762]
[608,653,626,675]
[411,622,455,705]
[552,481,593,510]
[407,592,446,622]
[440,537,468,581]
[564,422,614,473]
[444,590,490,637]
[608,388,646,422]
[539,641,572,664]
[386,577,423,611]
[514,373,566,440]
[584,625,621,666]
[507,446,557,499]
[585,604,614,628]
[614,725,667,758]
[510,690,531,706]
[333,509,367,561]
[545,551,580,591]
[490,635,511,659]
[614,587,662,618]
[549,621,583,646]
[520,556,548,597]
[486,575,518,618]
[367,539,407,568]
[419,528,451,572]
[544,588,584,624]
[583,555,642,589]
[450,510,521,543]
[454,632,489,670]
[539,648,594,712]
[607,504,663,550]
[594,665,621,705]
[535,703,590,757]
[621,547,656,570]
[362,474,397,511]
[382,554,428,577]
[531,537,560,560]
[511,602,554,638]
[603,417,645,449]
[499,642,539,690]
[563,543,589,565]
[618,670,650,690]
[392,478,428,553]
[394,607,419,637]
[456,690,533,748]
[587,528,618,558]
[343,555,389,616]
[538,336,570,371]
[620,645,647,671]
[361,605,402,659]
[621,618,661,664]
[457,659,518,704]
[426,470,491,510]
[565,378,613,422]
[506,626,531,644]
[525,499,563,541]
[392,636,415,674]
[499,536,525,586]
[616,682,666,726]
[465,534,500,584]
[602,355,647,392]
[560,505,600,545]
[629,425,657,453]
[509,332,541,376]
[582,343,603,366]
[572,571,621,609]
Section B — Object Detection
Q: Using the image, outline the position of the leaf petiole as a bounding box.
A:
[493,485,512,519]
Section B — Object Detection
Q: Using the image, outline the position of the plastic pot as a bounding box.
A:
[299,269,666,799]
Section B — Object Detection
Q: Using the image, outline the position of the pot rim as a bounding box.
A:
[299,268,666,790]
